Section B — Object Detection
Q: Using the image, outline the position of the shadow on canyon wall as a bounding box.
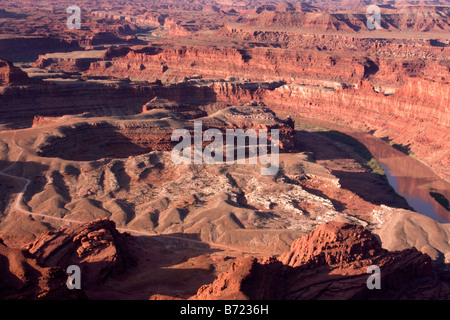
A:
[36,122,157,161]
[0,38,83,62]
[87,232,222,300]
[0,82,219,129]
[295,130,411,209]
[380,135,414,156]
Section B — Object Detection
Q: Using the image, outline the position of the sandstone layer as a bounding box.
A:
[0,237,83,299]
[23,218,131,286]
[0,218,130,299]
[192,222,450,300]
[0,0,449,301]
[77,40,449,180]
[34,104,295,161]
[0,59,35,86]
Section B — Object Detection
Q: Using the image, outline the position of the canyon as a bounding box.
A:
[0,0,449,301]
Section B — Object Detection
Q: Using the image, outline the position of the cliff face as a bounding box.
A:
[192,222,449,300]
[0,237,83,299]
[0,82,218,128]
[243,7,450,33]
[0,218,129,299]
[23,218,131,286]
[84,43,449,180]
[3,67,448,180]
[0,59,34,86]
[3,43,449,179]
[35,105,295,161]
[86,45,366,85]
[34,56,100,73]
[262,80,450,181]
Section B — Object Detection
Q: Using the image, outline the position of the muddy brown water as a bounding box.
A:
[289,115,450,223]
[351,132,450,223]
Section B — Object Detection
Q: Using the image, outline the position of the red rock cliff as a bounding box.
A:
[192,222,449,300]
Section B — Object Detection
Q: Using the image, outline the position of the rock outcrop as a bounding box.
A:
[0,218,131,299]
[0,81,216,128]
[0,59,33,86]
[192,222,450,300]
[35,105,295,161]
[0,237,84,299]
[86,45,366,85]
[80,41,450,181]
[23,218,131,287]
[244,7,450,33]
[1,0,449,302]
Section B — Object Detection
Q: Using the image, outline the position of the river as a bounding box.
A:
[289,115,450,223]
[346,132,450,223]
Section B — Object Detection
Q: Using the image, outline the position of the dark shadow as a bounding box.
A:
[0,38,82,63]
[138,162,164,181]
[294,130,411,209]
[313,130,379,163]
[331,170,411,209]
[237,49,252,63]
[391,143,413,155]
[229,212,246,229]
[353,13,373,30]
[37,123,155,161]
[0,9,28,19]
[109,160,131,192]
[84,232,222,299]
[378,4,396,9]
[63,164,81,179]
[114,199,136,223]
[429,191,450,211]
[147,211,159,229]
[301,184,347,212]
[50,171,72,202]
[332,14,363,32]
[178,208,189,221]
[429,39,447,48]
[0,81,218,130]
[379,14,398,30]
[248,42,269,48]
[363,58,379,78]
[380,137,413,156]
[296,130,352,161]
[133,46,164,56]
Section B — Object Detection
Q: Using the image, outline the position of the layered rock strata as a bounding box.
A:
[35,105,295,161]
[0,59,35,86]
[0,218,129,299]
[192,222,450,300]
[23,218,131,286]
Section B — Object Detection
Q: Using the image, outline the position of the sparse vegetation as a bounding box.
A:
[366,157,386,176]
[293,118,387,176]
[317,130,386,176]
